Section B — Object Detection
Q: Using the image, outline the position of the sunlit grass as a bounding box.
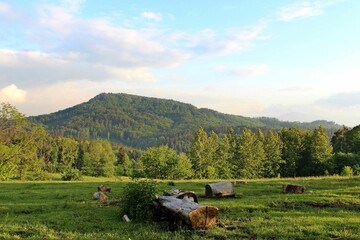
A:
[1,176,359,239]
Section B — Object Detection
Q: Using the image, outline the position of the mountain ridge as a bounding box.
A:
[30,92,341,151]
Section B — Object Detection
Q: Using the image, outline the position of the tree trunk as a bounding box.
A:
[205,182,235,198]
[157,196,219,230]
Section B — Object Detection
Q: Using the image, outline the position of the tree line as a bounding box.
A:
[1,102,359,181]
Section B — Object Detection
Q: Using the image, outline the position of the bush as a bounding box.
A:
[120,179,158,222]
[341,166,353,177]
[61,168,83,181]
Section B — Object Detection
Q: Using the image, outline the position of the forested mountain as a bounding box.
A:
[30,93,341,150]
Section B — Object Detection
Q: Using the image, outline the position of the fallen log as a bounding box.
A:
[283,184,305,194]
[93,191,108,201]
[98,184,112,192]
[164,189,198,203]
[205,182,235,198]
[157,195,219,230]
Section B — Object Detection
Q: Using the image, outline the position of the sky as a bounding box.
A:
[0,0,359,127]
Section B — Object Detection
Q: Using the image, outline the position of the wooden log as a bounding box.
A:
[205,182,235,198]
[157,196,219,230]
[93,191,108,201]
[164,189,198,203]
[98,184,112,192]
[283,184,305,194]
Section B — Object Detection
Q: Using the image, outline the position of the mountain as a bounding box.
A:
[30,93,341,151]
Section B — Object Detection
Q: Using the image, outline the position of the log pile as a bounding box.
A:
[205,182,235,198]
[156,189,218,230]
[283,184,305,194]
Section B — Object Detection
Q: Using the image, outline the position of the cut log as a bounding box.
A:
[98,184,112,192]
[283,184,305,194]
[164,189,198,203]
[93,191,108,201]
[157,196,219,230]
[205,182,235,198]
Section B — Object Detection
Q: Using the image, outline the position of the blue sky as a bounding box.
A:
[0,0,359,127]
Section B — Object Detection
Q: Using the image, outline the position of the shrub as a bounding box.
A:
[61,168,83,181]
[341,166,353,177]
[120,179,158,222]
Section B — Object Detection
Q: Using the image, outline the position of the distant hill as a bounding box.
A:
[30,93,341,151]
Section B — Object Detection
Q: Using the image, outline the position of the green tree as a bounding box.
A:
[280,127,308,177]
[331,126,350,153]
[0,103,45,180]
[82,140,116,177]
[262,130,284,178]
[304,126,333,176]
[188,128,210,178]
[233,128,265,179]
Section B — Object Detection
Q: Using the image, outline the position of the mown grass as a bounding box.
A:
[1,176,360,239]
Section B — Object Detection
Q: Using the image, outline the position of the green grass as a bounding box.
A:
[1,176,360,239]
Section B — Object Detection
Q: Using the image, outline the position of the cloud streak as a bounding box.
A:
[276,1,339,22]
[142,11,162,21]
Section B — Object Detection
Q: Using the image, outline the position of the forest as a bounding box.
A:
[1,102,359,181]
[30,93,341,151]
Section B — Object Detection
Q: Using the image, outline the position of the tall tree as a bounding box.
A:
[189,128,210,178]
[262,130,284,178]
[233,128,265,179]
[302,126,333,176]
[280,127,308,177]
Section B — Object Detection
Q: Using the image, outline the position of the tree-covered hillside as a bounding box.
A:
[30,93,341,150]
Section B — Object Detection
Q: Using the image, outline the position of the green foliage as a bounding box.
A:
[233,128,265,179]
[61,168,83,181]
[262,130,284,178]
[280,127,309,177]
[341,166,353,177]
[140,146,193,179]
[120,180,158,222]
[81,140,116,177]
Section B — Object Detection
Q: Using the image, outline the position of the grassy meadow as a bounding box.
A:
[1,176,360,239]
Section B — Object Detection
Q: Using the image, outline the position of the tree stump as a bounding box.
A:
[205,182,235,198]
[157,196,219,230]
[283,184,305,194]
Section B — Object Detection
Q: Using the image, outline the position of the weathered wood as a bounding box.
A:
[231,180,247,185]
[157,195,219,230]
[164,189,198,203]
[283,184,305,194]
[205,182,235,198]
[93,191,108,201]
[98,184,112,192]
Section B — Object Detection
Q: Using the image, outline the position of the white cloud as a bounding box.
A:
[142,11,162,21]
[0,84,27,103]
[0,49,162,87]
[276,1,342,22]
[184,22,267,56]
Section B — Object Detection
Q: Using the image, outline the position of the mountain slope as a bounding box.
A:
[30,93,341,150]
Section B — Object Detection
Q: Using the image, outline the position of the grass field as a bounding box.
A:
[1,176,360,239]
